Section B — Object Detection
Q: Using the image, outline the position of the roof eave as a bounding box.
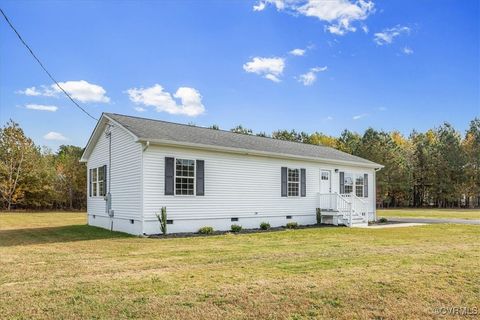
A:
[137,138,384,169]
[80,113,139,162]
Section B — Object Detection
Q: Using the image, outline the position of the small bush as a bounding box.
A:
[316,208,322,225]
[198,226,214,234]
[379,217,388,223]
[230,224,242,233]
[285,222,298,229]
[260,222,271,230]
[155,206,167,235]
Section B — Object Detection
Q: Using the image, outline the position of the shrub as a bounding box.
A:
[260,222,271,230]
[155,206,167,235]
[230,224,242,233]
[285,222,298,229]
[379,217,388,223]
[198,226,214,234]
[316,208,322,225]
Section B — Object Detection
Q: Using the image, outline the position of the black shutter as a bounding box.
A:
[196,160,205,196]
[165,157,174,195]
[281,167,287,197]
[339,172,345,194]
[300,168,306,197]
[89,168,92,197]
[364,173,368,197]
[102,165,107,196]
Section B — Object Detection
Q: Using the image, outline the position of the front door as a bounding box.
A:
[320,170,332,209]
[320,170,331,193]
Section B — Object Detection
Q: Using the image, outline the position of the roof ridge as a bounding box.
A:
[105,112,331,149]
[104,112,380,167]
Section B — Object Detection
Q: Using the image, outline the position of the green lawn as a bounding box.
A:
[0,212,479,319]
[378,208,480,220]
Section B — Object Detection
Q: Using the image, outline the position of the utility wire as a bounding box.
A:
[0,8,98,121]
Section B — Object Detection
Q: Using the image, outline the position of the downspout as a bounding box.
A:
[141,141,150,235]
[374,167,381,221]
[105,125,113,231]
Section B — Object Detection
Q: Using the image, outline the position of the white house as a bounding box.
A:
[80,113,383,235]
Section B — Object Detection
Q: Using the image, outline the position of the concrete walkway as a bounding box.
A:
[357,222,426,229]
[387,217,480,225]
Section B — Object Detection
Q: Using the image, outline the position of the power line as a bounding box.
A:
[0,8,98,121]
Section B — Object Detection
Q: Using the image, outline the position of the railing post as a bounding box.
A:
[349,203,352,226]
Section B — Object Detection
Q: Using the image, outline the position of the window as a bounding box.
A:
[355,174,364,197]
[98,167,105,197]
[89,166,106,197]
[288,168,300,196]
[92,168,98,196]
[321,172,329,180]
[342,172,367,197]
[175,159,195,195]
[344,173,354,194]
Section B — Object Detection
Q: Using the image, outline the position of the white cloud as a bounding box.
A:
[298,66,328,86]
[126,84,205,117]
[324,116,334,121]
[16,85,56,97]
[403,46,414,55]
[362,25,369,33]
[289,48,306,56]
[54,80,110,103]
[264,74,281,82]
[378,106,387,111]
[243,57,285,82]
[16,81,110,103]
[374,25,410,45]
[253,1,267,11]
[353,113,368,120]
[254,0,375,35]
[16,86,41,96]
[134,106,146,112]
[44,131,68,141]
[25,104,58,112]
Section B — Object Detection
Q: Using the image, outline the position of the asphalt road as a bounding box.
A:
[387,217,480,225]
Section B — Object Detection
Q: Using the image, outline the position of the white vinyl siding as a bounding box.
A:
[142,145,376,233]
[87,123,142,221]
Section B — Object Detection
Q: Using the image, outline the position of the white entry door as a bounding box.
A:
[320,170,332,209]
[320,170,331,193]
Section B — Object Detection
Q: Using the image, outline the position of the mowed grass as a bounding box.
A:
[378,208,480,220]
[1,212,479,319]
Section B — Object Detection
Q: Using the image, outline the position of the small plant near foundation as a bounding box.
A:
[316,208,322,225]
[155,206,167,235]
[260,222,271,230]
[230,224,242,233]
[198,226,214,234]
[285,222,298,229]
[379,217,388,223]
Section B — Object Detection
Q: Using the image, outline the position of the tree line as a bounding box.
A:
[1,118,478,210]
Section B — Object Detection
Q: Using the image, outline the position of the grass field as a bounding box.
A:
[1,212,479,319]
[378,208,480,220]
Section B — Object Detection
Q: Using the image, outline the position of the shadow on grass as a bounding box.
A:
[0,225,131,247]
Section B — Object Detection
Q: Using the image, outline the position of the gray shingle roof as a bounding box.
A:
[105,113,381,167]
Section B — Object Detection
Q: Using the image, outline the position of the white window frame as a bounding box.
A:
[355,174,364,198]
[343,172,367,198]
[343,173,354,195]
[174,158,196,196]
[90,167,106,198]
[287,168,300,197]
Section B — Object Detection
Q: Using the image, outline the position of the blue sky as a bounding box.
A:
[0,0,479,150]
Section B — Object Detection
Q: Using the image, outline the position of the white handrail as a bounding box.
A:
[342,194,368,223]
[318,192,353,226]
